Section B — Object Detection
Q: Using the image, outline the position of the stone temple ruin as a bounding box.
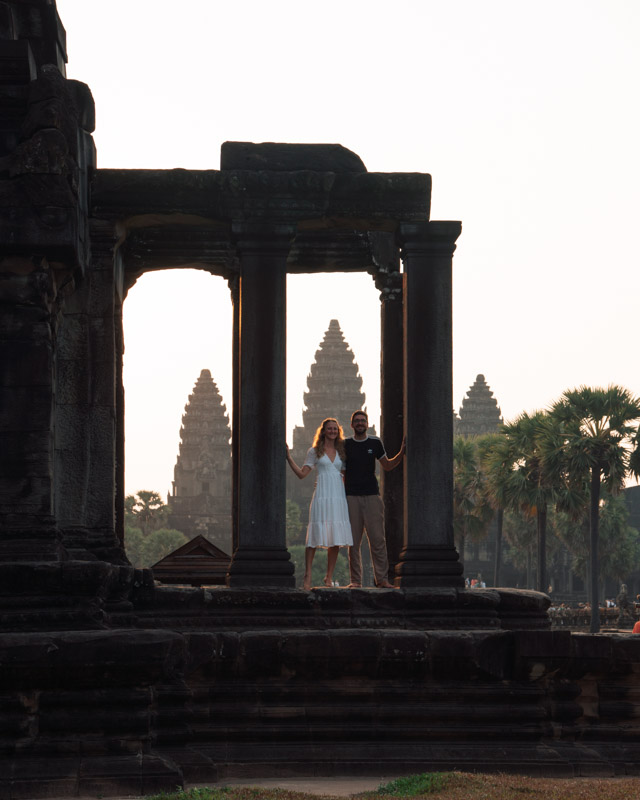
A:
[1,3,640,796]
[167,369,232,553]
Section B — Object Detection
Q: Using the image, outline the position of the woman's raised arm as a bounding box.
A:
[286,445,312,480]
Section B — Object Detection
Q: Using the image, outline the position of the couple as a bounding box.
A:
[286,410,405,591]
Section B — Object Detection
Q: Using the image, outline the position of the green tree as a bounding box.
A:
[124,525,145,568]
[555,494,640,601]
[453,437,494,564]
[141,528,188,568]
[286,499,305,545]
[488,411,561,593]
[549,385,640,632]
[125,490,169,535]
[288,544,351,588]
[501,509,537,587]
[476,433,510,587]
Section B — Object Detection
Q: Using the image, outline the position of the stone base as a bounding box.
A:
[0,560,140,631]
[119,585,551,632]
[225,547,296,588]
[1,627,640,797]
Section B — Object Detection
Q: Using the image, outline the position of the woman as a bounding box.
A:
[286,418,353,590]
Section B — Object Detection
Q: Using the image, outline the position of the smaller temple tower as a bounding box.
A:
[167,370,232,553]
[288,320,370,525]
[455,374,504,437]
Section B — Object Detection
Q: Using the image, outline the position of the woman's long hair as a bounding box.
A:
[312,418,346,461]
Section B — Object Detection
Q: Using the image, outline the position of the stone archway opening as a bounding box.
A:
[122,268,233,563]
[285,271,383,586]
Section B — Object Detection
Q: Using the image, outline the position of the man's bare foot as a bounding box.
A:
[347,583,361,589]
[376,580,396,589]
[323,576,333,587]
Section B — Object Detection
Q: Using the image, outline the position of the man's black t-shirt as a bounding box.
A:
[344,436,386,496]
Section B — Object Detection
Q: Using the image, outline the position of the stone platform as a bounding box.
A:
[1,584,640,798]
[113,583,552,632]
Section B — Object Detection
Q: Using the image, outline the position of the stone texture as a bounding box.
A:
[220,141,367,173]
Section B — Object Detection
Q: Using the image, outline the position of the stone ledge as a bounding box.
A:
[121,585,550,632]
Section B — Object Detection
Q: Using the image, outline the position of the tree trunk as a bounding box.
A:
[590,466,601,633]
[537,504,547,593]
[493,508,503,587]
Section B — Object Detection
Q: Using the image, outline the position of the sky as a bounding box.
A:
[55,0,640,498]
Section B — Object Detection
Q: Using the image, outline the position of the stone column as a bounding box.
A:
[227,271,240,556]
[0,257,66,560]
[371,235,404,580]
[55,220,125,563]
[226,224,295,587]
[395,221,464,588]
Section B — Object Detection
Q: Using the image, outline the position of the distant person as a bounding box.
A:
[286,418,352,591]
[343,410,405,588]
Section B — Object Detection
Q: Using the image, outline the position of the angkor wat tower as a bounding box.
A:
[167,369,232,552]
[287,319,369,524]
[455,373,504,438]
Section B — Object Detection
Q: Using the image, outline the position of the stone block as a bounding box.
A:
[238,632,282,678]
[0,476,53,517]
[0,340,52,387]
[280,631,331,679]
[0,309,50,338]
[327,630,381,678]
[0,437,52,478]
[55,360,90,405]
[0,387,53,433]
[221,141,367,173]
[379,630,430,679]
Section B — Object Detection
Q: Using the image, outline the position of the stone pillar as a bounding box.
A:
[114,257,126,552]
[0,257,66,560]
[227,271,240,556]
[226,225,295,587]
[395,221,464,588]
[371,235,404,579]
[55,220,126,563]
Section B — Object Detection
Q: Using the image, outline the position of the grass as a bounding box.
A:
[145,772,640,800]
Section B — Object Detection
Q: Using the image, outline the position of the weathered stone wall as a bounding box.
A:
[1,627,639,797]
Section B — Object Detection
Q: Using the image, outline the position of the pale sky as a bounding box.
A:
[55,0,640,498]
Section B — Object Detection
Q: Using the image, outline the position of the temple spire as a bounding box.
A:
[167,369,232,552]
[455,374,503,437]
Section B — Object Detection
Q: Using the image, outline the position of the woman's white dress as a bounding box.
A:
[303,448,353,548]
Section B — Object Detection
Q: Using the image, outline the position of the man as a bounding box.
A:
[343,410,405,588]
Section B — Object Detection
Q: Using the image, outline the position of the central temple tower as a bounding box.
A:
[287,319,370,524]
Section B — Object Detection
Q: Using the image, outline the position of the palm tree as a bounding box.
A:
[554,493,640,599]
[125,490,169,535]
[453,437,494,569]
[476,433,511,587]
[485,412,560,593]
[549,386,640,633]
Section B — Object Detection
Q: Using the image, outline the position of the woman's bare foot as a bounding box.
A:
[303,575,312,591]
[323,576,333,587]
